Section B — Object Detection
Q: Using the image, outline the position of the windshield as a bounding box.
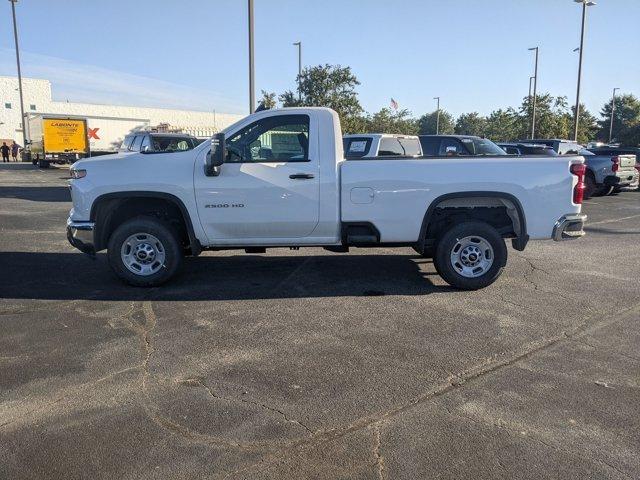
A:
[461,138,506,156]
[150,136,196,152]
[578,148,594,156]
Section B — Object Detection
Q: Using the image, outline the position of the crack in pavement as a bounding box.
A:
[371,422,386,480]
[182,377,314,435]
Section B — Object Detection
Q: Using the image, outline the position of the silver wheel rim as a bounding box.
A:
[450,235,494,278]
[121,233,166,276]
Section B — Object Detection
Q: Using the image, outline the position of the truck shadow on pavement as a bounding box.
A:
[0,186,71,202]
[0,252,456,301]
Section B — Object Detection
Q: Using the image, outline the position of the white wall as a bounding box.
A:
[0,76,243,144]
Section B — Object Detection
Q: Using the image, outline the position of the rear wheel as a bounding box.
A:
[107,216,183,287]
[584,172,597,199]
[433,221,507,290]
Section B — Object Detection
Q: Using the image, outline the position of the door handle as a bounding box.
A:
[289,173,314,179]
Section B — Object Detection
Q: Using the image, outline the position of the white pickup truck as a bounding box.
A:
[67,107,587,289]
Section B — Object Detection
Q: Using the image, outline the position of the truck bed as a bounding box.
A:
[340,155,582,242]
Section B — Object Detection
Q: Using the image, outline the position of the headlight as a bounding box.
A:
[70,169,87,179]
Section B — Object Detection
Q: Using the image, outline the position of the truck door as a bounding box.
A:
[194,113,320,242]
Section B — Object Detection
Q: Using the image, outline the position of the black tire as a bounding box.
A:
[107,216,183,287]
[38,159,49,169]
[584,172,597,199]
[602,186,616,196]
[433,221,507,290]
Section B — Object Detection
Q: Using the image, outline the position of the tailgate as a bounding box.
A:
[618,154,636,170]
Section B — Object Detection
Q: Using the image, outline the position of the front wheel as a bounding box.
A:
[433,221,507,290]
[107,216,183,287]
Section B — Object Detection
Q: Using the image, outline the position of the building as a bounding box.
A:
[0,76,243,146]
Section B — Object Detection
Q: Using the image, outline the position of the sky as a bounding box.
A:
[0,0,638,119]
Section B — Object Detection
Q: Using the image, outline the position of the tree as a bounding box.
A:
[279,64,363,132]
[455,112,487,136]
[258,90,277,110]
[357,108,418,135]
[597,93,640,145]
[569,104,598,145]
[484,108,521,141]
[417,110,454,135]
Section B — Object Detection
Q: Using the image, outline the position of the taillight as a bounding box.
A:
[611,156,619,172]
[570,163,586,204]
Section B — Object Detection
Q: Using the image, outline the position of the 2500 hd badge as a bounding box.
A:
[204,203,245,208]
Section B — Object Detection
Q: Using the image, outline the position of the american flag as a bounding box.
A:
[390,98,398,110]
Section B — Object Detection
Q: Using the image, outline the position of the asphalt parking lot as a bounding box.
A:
[1,163,639,480]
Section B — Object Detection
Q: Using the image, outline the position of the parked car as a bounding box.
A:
[343,134,422,159]
[497,143,558,156]
[120,132,199,154]
[67,107,587,290]
[419,135,507,156]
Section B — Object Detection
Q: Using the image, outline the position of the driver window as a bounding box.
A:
[226,114,310,163]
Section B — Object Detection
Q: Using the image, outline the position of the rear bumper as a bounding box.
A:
[66,218,95,254]
[552,214,587,241]
[604,171,639,187]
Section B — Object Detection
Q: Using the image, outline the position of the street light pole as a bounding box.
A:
[248,0,255,113]
[609,87,619,144]
[528,47,539,139]
[573,0,596,142]
[434,97,440,135]
[9,0,26,147]
[293,42,302,102]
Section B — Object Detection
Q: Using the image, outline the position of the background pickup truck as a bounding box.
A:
[524,139,639,198]
[67,107,587,290]
[343,134,422,159]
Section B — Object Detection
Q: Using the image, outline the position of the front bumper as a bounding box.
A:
[67,218,95,254]
[552,213,587,241]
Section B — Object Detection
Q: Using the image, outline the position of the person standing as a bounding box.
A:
[1,142,10,163]
[11,142,20,162]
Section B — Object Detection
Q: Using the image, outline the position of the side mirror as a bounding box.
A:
[205,133,226,176]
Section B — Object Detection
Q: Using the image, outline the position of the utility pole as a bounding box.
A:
[293,42,302,102]
[434,97,440,135]
[573,0,596,142]
[609,87,619,144]
[9,0,26,146]
[248,0,255,113]
[528,47,539,139]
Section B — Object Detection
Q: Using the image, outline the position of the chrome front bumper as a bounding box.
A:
[552,213,587,241]
[66,218,95,254]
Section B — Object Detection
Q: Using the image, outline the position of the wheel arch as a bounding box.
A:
[90,191,202,255]
[419,191,529,251]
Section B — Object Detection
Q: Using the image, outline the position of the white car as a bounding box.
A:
[67,107,587,290]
